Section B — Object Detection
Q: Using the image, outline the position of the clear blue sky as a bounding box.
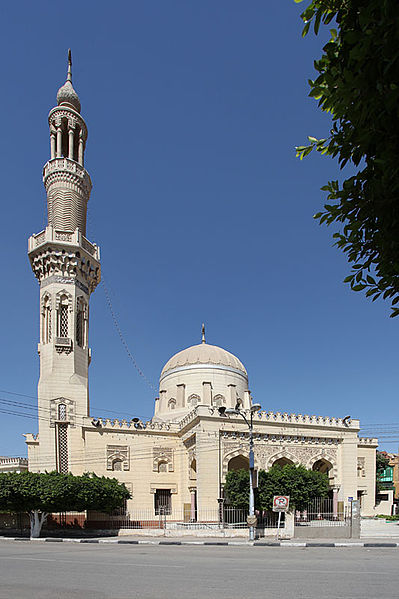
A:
[0,1,397,457]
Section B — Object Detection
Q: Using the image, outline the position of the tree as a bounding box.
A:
[376,451,390,496]
[224,465,329,511]
[295,0,399,316]
[224,469,251,509]
[0,471,131,538]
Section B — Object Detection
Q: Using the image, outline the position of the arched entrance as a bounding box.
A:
[272,457,294,468]
[228,455,249,471]
[312,458,335,486]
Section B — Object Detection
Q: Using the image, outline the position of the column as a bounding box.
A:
[68,127,74,160]
[50,130,56,159]
[56,127,62,158]
[333,487,338,520]
[78,132,84,166]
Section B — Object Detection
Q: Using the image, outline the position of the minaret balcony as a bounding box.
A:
[43,157,92,195]
[28,225,100,261]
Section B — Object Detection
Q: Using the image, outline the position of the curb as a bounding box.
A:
[1,537,399,547]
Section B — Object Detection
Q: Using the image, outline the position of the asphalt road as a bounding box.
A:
[0,541,398,599]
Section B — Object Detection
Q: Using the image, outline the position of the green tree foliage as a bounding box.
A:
[0,471,131,537]
[375,451,391,495]
[224,469,250,510]
[295,0,399,316]
[224,465,329,511]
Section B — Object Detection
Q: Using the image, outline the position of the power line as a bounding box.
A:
[101,277,156,393]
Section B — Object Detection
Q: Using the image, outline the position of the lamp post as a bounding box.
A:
[220,402,262,541]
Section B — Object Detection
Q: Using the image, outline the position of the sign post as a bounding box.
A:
[272,495,290,540]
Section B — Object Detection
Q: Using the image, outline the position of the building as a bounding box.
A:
[25,54,378,517]
[0,457,29,474]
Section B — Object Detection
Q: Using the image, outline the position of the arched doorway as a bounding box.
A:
[228,455,249,471]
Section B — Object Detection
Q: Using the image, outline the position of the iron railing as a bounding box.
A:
[295,498,350,527]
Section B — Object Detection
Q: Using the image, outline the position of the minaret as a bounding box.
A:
[27,51,100,473]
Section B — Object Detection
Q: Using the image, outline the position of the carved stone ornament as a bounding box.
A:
[222,441,338,478]
[153,447,174,472]
[30,247,100,293]
[49,397,75,428]
[150,483,177,494]
[106,445,130,471]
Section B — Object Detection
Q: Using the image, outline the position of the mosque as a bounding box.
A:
[25,53,378,518]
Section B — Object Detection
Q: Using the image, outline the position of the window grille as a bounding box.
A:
[76,310,83,347]
[112,459,122,471]
[59,305,69,338]
[58,404,67,421]
[158,461,167,473]
[57,423,68,473]
[154,489,172,515]
[47,307,52,342]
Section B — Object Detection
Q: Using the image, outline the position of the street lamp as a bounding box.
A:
[219,402,262,541]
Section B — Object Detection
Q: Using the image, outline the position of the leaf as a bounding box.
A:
[302,21,310,37]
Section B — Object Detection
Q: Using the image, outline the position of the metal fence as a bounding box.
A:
[295,498,350,528]
[0,508,283,532]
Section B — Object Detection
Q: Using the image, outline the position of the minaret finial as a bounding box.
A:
[201,323,206,344]
[67,48,72,82]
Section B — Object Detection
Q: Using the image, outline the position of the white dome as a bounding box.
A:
[160,342,247,380]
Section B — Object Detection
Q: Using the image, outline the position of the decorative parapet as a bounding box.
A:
[84,417,180,433]
[194,406,360,430]
[253,411,360,429]
[358,437,378,447]
[0,457,28,466]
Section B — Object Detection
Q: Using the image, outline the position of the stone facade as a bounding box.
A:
[25,54,378,518]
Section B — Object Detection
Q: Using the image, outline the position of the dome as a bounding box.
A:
[160,342,247,380]
[56,49,81,113]
[57,80,81,113]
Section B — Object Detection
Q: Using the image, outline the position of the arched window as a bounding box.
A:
[187,394,200,407]
[58,403,67,421]
[41,295,52,344]
[57,295,69,338]
[213,394,225,408]
[76,297,87,348]
[158,461,168,473]
[112,459,123,471]
[168,398,176,410]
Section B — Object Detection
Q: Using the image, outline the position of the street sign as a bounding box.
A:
[272,495,290,512]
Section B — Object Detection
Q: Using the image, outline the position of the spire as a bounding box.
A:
[67,48,72,82]
[201,323,206,344]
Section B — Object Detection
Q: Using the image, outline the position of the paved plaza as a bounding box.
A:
[0,539,398,599]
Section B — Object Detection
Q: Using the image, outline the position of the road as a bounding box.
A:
[0,540,398,599]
